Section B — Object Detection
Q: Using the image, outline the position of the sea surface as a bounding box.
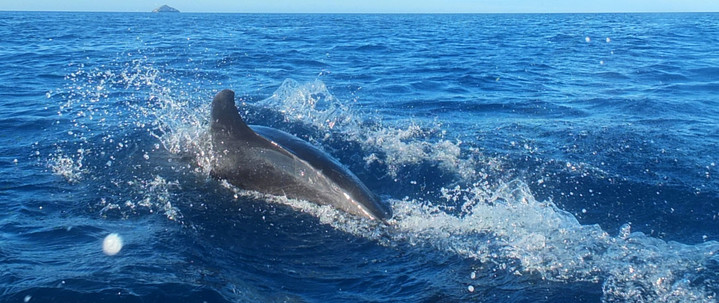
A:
[1,12,718,302]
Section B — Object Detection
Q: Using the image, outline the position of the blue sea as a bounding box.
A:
[1,12,718,302]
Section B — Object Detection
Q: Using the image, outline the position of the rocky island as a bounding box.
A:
[152,5,180,13]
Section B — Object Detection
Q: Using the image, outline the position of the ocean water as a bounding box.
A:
[1,11,718,302]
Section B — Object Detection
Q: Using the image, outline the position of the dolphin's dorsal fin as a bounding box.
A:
[210,89,293,157]
[211,89,255,140]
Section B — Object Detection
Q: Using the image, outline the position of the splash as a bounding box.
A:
[50,57,199,220]
[216,172,718,302]
[308,179,717,303]
[48,148,86,183]
[258,79,356,133]
[256,79,487,180]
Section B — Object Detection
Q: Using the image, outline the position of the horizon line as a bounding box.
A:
[1,9,718,14]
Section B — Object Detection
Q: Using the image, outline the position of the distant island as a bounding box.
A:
[152,5,180,13]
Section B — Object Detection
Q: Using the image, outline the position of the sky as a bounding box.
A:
[1,0,718,13]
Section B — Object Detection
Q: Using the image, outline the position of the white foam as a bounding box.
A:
[392,181,718,302]
[250,176,717,302]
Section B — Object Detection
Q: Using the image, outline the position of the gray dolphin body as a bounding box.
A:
[210,89,392,221]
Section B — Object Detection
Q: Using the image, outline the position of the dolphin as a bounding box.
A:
[209,89,392,222]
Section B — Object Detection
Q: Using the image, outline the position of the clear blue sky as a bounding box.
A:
[1,0,718,13]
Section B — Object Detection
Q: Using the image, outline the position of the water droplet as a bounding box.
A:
[103,233,123,256]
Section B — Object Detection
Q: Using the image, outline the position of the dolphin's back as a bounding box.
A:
[252,126,392,220]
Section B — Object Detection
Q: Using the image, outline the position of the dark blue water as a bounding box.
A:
[1,12,718,302]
